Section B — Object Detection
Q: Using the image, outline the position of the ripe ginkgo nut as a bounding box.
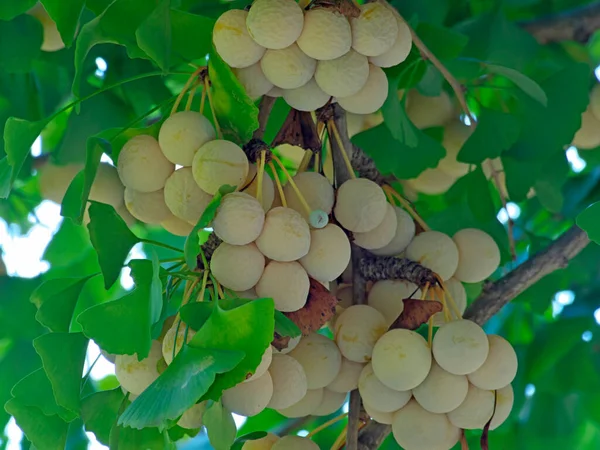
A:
[299,224,351,282]
[89,163,125,209]
[452,228,501,283]
[245,345,273,383]
[241,433,280,449]
[405,230,459,281]
[337,64,389,115]
[161,215,194,236]
[161,326,196,365]
[177,402,207,429]
[369,207,416,256]
[367,280,421,327]
[284,171,335,220]
[283,78,330,112]
[363,401,393,425]
[334,305,387,363]
[277,388,324,418]
[234,63,274,100]
[447,383,495,430]
[468,335,518,390]
[438,121,472,178]
[255,207,311,261]
[192,140,249,195]
[369,15,412,68]
[289,333,342,389]
[267,354,308,409]
[261,44,316,89]
[246,0,304,50]
[255,261,309,312]
[412,361,469,414]
[313,389,347,416]
[212,192,265,245]
[159,111,216,166]
[210,243,265,291]
[327,358,364,393]
[334,178,388,233]
[297,9,351,61]
[432,320,489,375]
[358,363,411,413]
[353,202,397,250]
[213,9,266,68]
[351,2,398,57]
[315,50,369,98]
[490,384,514,430]
[38,162,82,203]
[222,371,274,417]
[164,167,213,225]
[242,164,275,212]
[118,135,174,192]
[115,341,162,396]
[406,90,454,130]
[124,188,171,224]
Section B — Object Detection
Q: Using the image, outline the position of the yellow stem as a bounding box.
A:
[256,150,266,206]
[197,269,209,303]
[297,149,312,173]
[269,161,287,207]
[328,120,356,179]
[171,68,203,116]
[216,280,225,299]
[384,185,430,231]
[314,151,320,173]
[271,154,312,218]
[204,76,222,139]
[307,413,348,438]
[420,282,430,300]
[434,285,452,323]
[330,425,348,450]
[185,84,198,111]
[175,277,201,321]
[199,87,207,115]
[436,275,463,319]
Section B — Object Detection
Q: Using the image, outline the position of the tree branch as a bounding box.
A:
[253,95,276,140]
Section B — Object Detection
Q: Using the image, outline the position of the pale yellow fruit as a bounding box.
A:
[246,346,273,383]
[164,167,213,225]
[177,401,206,429]
[255,261,309,312]
[242,164,276,212]
[432,319,489,375]
[351,2,398,57]
[255,207,311,261]
[392,400,461,450]
[438,121,471,177]
[124,188,171,224]
[266,86,284,98]
[372,329,431,391]
[222,371,273,417]
[299,224,351,282]
[405,230,459,281]
[233,289,258,299]
[38,162,83,203]
[353,202,397,250]
[370,209,415,257]
[246,0,304,50]
[405,167,457,196]
[267,354,308,409]
[313,389,347,416]
[88,163,125,208]
[277,388,323,417]
[447,384,494,430]
[271,436,318,450]
[334,305,387,363]
[234,62,274,100]
[430,277,467,326]
[115,341,162,396]
[158,111,216,166]
[118,135,174,192]
[297,9,351,60]
[28,3,65,52]
[406,90,454,129]
[591,84,600,121]
[337,64,388,115]
[468,335,518,390]
[242,433,280,450]
[315,50,369,98]
[210,243,265,291]
[573,106,600,149]
[367,280,421,327]
[334,178,387,233]
[261,44,316,89]
[283,78,330,111]
[490,384,514,430]
[117,205,137,227]
[363,401,393,425]
[161,326,195,365]
[161,214,194,237]
[369,16,412,67]
[213,9,266,68]
[272,335,301,355]
[412,361,468,414]
[359,363,411,412]
[336,285,353,309]
[289,333,342,389]
[327,358,364,393]
[212,192,265,245]
[453,228,501,283]
[284,171,335,220]
[192,140,249,195]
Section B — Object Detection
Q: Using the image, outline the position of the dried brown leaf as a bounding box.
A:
[271,333,291,352]
[283,278,338,336]
[389,298,443,330]
[271,109,322,152]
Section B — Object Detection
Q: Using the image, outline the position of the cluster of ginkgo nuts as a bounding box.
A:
[213,0,412,114]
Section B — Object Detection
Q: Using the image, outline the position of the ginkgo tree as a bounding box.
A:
[2,0,600,449]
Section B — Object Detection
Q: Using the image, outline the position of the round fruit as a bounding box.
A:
[359,363,411,412]
[299,224,351,282]
[313,389,347,416]
[242,164,276,212]
[453,228,501,283]
[124,188,171,224]
[242,433,280,450]
[573,107,600,149]
[284,171,335,220]
[255,261,309,312]
[315,50,369,98]
[38,162,83,203]
[363,401,393,425]
[272,335,301,355]
[212,192,265,245]
[490,384,514,430]
[297,9,351,61]
[367,280,421,327]
[210,243,265,291]
[447,383,494,430]
[177,402,206,429]
[89,163,125,208]
[334,305,387,363]
[372,329,431,391]
[432,319,489,375]
[283,78,330,112]
[246,0,304,50]
[334,178,387,233]
[267,86,284,97]
[405,230,459,281]
[337,64,389,115]
[353,202,397,250]
[261,44,316,89]
[438,121,471,177]
[255,207,311,261]
[271,436,318,450]
[369,16,412,67]
[161,325,196,365]
[192,140,249,195]
[222,371,273,417]
[246,346,273,383]
[161,215,194,237]
[115,341,162,395]
[327,358,364,393]
[335,285,353,309]
[406,90,454,130]
[289,333,342,389]
[468,335,518,390]
[392,400,461,450]
[234,63,274,100]
[369,207,416,256]
[351,2,398,57]
[28,3,64,52]
[267,354,308,409]
[164,167,213,225]
[430,277,467,326]
[158,111,216,166]
[412,361,468,414]
[118,135,174,192]
[117,204,137,227]
[213,9,266,68]
[277,388,323,417]
[405,167,456,195]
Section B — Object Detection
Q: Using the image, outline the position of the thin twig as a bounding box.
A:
[253,96,276,140]
[486,161,516,261]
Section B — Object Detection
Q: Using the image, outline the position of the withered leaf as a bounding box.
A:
[283,278,338,336]
[271,333,291,352]
[389,298,443,330]
[271,109,322,152]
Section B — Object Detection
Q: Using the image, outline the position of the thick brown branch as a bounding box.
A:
[253,95,276,140]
